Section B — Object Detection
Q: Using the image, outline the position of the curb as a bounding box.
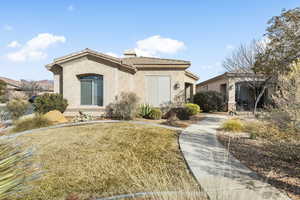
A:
[0,120,183,140]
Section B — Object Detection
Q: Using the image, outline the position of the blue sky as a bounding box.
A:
[0,1,299,82]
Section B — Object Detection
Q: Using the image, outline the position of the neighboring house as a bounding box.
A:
[0,77,54,100]
[196,72,270,111]
[46,48,199,115]
[0,76,22,92]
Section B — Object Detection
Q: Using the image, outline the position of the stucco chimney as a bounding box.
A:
[123,49,137,57]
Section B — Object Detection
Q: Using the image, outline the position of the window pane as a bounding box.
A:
[81,80,92,105]
[94,78,103,106]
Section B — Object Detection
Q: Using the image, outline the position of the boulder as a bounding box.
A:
[43,110,68,124]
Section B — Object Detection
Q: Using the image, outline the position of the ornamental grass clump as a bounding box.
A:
[0,141,38,200]
[12,115,53,133]
[221,119,244,133]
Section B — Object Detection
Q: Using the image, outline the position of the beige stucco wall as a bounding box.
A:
[59,56,135,110]
[196,77,228,93]
[134,69,194,103]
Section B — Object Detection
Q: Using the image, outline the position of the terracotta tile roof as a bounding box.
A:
[122,56,190,66]
[46,48,136,73]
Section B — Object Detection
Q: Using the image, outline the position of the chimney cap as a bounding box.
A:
[123,49,137,57]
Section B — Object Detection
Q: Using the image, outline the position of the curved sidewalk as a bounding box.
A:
[179,114,291,200]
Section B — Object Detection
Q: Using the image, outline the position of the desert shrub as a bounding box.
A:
[243,121,297,141]
[33,93,68,114]
[9,91,27,101]
[139,104,153,118]
[0,141,39,199]
[6,98,29,120]
[221,119,244,132]
[160,101,184,116]
[165,107,191,120]
[72,111,94,123]
[0,95,8,103]
[148,108,162,120]
[0,108,10,122]
[105,92,139,120]
[12,115,53,133]
[193,91,225,112]
[185,103,201,116]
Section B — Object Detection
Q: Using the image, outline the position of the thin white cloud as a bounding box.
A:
[7,33,66,62]
[200,61,224,74]
[134,35,185,57]
[67,5,75,11]
[7,41,21,48]
[105,52,119,58]
[225,44,235,50]
[3,25,13,31]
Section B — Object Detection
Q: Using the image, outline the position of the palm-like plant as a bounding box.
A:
[0,141,37,200]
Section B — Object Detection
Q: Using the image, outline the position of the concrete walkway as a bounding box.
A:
[179,114,291,200]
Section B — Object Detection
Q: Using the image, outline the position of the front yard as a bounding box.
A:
[218,120,300,200]
[12,122,200,200]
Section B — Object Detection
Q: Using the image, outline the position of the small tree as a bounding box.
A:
[254,8,300,105]
[223,40,268,114]
[20,80,42,98]
[33,93,68,114]
[269,61,300,130]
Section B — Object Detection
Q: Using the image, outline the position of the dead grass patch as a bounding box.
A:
[12,123,199,200]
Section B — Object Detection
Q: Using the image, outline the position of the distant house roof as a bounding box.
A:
[0,76,21,88]
[196,72,262,87]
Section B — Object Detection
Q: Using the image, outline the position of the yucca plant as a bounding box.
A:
[0,141,37,199]
[139,104,153,118]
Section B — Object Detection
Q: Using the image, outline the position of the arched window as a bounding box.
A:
[79,75,103,106]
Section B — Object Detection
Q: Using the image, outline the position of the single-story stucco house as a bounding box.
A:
[46,48,199,116]
[196,72,270,111]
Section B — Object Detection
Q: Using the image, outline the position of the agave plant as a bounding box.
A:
[139,104,152,118]
[0,141,38,200]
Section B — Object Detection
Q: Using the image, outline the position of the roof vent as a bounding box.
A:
[123,49,137,57]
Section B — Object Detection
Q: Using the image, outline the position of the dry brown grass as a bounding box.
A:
[12,123,200,200]
[218,120,300,200]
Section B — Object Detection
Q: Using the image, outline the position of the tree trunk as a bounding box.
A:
[253,86,266,115]
[253,77,272,116]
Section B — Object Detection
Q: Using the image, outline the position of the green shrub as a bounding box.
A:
[185,103,201,115]
[12,115,53,133]
[33,93,68,114]
[148,108,162,120]
[6,98,29,120]
[139,104,152,118]
[193,91,225,112]
[222,119,244,132]
[105,92,139,120]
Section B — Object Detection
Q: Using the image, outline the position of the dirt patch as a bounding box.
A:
[218,132,300,200]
